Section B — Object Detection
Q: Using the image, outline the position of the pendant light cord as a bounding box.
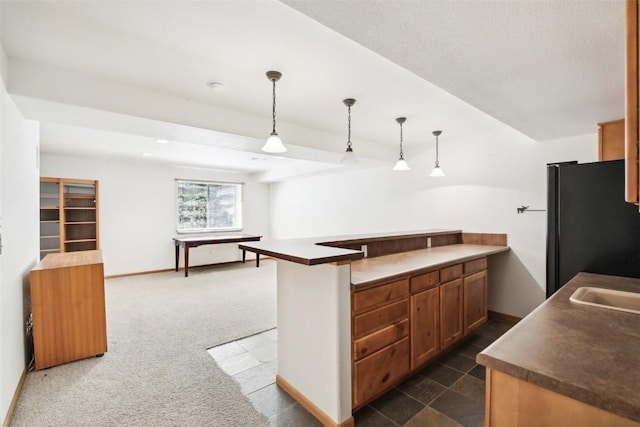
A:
[271,78,277,134]
[434,133,440,167]
[347,104,352,150]
[399,121,404,160]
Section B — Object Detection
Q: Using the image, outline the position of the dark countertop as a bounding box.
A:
[239,229,460,266]
[477,272,640,422]
[350,244,509,288]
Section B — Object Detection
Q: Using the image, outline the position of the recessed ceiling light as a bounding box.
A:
[206,81,225,92]
[250,157,267,161]
[141,152,152,157]
[155,139,169,144]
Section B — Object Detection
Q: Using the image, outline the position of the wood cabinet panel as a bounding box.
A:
[410,270,439,294]
[353,338,410,409]
[464,257,487,275]
[353,319,409,361]
[440,278,464,350]
[411,287,440,369]
[464,270,488,334]
[353,299,408,338]
[598,119,625,161]
[353,278,409,314]
[30,251,107,370]
[440,263,462,283]
[626,0,639,204]
[486,369,640,427]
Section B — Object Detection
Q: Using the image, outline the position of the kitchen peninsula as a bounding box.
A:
[478,272,640,427]
[240,229,509,427]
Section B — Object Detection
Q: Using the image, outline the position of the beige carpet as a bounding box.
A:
[11,261,277,426]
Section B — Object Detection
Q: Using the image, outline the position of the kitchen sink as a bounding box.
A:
[570,287,640,315]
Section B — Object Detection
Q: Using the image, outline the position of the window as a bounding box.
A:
[176,179,243,232]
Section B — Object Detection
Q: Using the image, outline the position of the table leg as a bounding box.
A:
[184,245,190,277]
[242,249,246,263]
[256,254,260,268]
[175,243,179,272]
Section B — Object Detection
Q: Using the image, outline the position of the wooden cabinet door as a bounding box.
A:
[411,287,439,369]
[464,270,488,335]
[353,338,410,409]
[626,0,639,205]
[440,278,463,350]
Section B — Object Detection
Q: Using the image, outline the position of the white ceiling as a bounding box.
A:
[0,0,625,181]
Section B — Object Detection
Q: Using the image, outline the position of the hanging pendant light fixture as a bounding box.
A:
[392,117,410,171]
[262,70,287,153]
[430,130,444,177]
[340,98,357,164]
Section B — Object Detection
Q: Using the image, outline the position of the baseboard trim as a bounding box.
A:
[275,375,354,427]
[3,368,26,427]
[105,258,268,279]
[488,310,522,323]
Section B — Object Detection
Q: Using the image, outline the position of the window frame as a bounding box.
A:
[175,178,244,234]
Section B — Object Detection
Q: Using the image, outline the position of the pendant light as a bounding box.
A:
[341,98,357,164]
[430,130,444,177]
[262,70,287,153]
[392,117,410,171]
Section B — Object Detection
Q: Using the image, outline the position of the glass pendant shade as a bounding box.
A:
[262,132,286,153]
[341,146,357,164]
[393,158,410,171]
[392,117,410,171]
[263,71,287,153]
[430,165,444,177]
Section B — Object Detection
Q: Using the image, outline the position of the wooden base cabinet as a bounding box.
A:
[411,286,440,369]
[352,279,410,408]
[351,257,489,409]
[485,369,640,427]
[440,278,464,350]
[464,270,488,334]
[30,250,107,370]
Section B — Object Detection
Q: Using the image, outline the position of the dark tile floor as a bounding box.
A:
[208,319,514,427]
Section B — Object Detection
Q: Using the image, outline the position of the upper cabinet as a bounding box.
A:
[39,177,100,259]
[598,119,625,161]
[625,0,639,205]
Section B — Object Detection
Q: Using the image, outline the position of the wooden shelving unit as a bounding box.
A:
[39,177,99,258]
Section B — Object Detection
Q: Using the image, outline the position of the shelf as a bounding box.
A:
[40,206,60,210]
[39,249,60,254]
[40,220,60,223]
[64,239,97,243]
[40,236,60,240]
[64,194,95,199]
[65,222,96,225]
[64,207,96,210]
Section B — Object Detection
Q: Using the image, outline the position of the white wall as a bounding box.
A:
[0,45,40,424]
[270,125,598,318]
[39,154,271,276]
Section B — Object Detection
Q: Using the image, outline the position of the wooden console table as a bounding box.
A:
[173,234,262,277]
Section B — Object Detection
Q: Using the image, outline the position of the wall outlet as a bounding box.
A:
[362,244,368,258]
[427,237,432,248]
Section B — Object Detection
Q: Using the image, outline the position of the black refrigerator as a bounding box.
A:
[546,160,640,297]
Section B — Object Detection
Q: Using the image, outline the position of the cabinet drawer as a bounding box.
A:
[440,264,462,282]
[353,338,410,408]
[353,318,409,361]
[410,270,439,294]
[353,299,408,338]
[353,278,409,314]
[464,258,487,275]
